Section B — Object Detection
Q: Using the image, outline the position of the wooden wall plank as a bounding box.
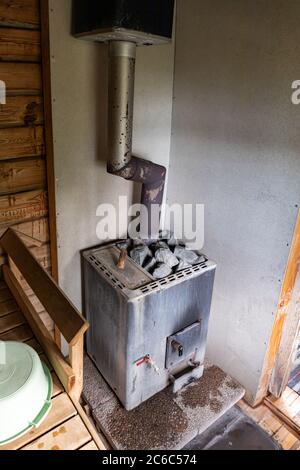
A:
[0,158,46,195]
[0,2,57,345]
[5,217,49,241]
[0,190,48,228]
[0,62,41,95]
[31,242,51,269]
[0,126,44,160]
[80,441,98,451]
[0,0,40,29]
[0,96,43,128]
[0,28,40,61]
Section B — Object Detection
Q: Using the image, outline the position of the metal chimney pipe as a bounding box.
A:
[72,1,175,239]
[108,41,136,172]
[107,41,167,239]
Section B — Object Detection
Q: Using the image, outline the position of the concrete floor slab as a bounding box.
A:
[83,355,115,410]
[83,357,245,450]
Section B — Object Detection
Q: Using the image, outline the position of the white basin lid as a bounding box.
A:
[0,342,52,446]
[0,342,34,400]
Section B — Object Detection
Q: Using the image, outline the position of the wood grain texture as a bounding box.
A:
[31,242,51,269]
[69,335,84,401]
[0,126,44,160]
[0,297,18,317]
[0,27,40,61]
[0,309,25,334]
[9,217,49,241]
[0,62,41,95]
[80,441,98,451]
[0,286,12,302]
[0,323,33,342]
[273,426,299,450]
[0,276,104,451]
[255,212,300,405]
[1,229,88,345]
[0,96,43,128]
[23,416,91,451]
[2,394,77,451]
[0,158,46,195]
[0,191,48,228]
[269,271,300,396]
[238,399,300,450]
[71,400,108,451]
[0,0,40,29]
[265,388,300,436]
[3,265,75,393]
[51,372,63,398]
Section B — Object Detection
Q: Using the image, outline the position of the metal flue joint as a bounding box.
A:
[108,41,136,172]
[107,41,167,239]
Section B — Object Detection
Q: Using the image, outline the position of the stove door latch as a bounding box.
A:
[171,340,184,358]
[166,321,202,370]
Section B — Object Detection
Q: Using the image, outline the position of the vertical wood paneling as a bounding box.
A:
[0,0,57,337]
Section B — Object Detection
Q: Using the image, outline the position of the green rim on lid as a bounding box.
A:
[0,342,53,447]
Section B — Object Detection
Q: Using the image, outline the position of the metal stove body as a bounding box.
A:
[83,244,216,411]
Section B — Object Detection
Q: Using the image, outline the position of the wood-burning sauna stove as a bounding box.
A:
[83,244,216,410]
[74,0,216,410]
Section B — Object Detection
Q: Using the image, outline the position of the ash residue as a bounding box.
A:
[106,388,188,450]
[225,378,240,390]
[179,366,227,413]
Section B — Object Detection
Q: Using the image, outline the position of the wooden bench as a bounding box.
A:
[0,228,106,451]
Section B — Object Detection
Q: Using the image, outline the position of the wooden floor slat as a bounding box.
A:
[273,426,299,450]
[239,394,300,451]
[0,298,18,317]
[23,416,91,451]
[80,441,98,451]
[265,389,300,437]
[39,353,52,372]
[0,288,13,303]
[26,337,43,354]
[51,372,64,398]
[0,310,26,334]
[2,394,77,451]
[0,279,101,451]
[0,323,33,342]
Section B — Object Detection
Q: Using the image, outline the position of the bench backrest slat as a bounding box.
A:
[1,228,88,345]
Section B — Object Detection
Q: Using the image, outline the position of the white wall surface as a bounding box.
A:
[49,0,175,309]
[168,0,300,401]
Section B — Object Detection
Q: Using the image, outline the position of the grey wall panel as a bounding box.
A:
[168,0,300,402]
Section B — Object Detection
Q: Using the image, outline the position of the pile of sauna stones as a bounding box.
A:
[117,231,206,280]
